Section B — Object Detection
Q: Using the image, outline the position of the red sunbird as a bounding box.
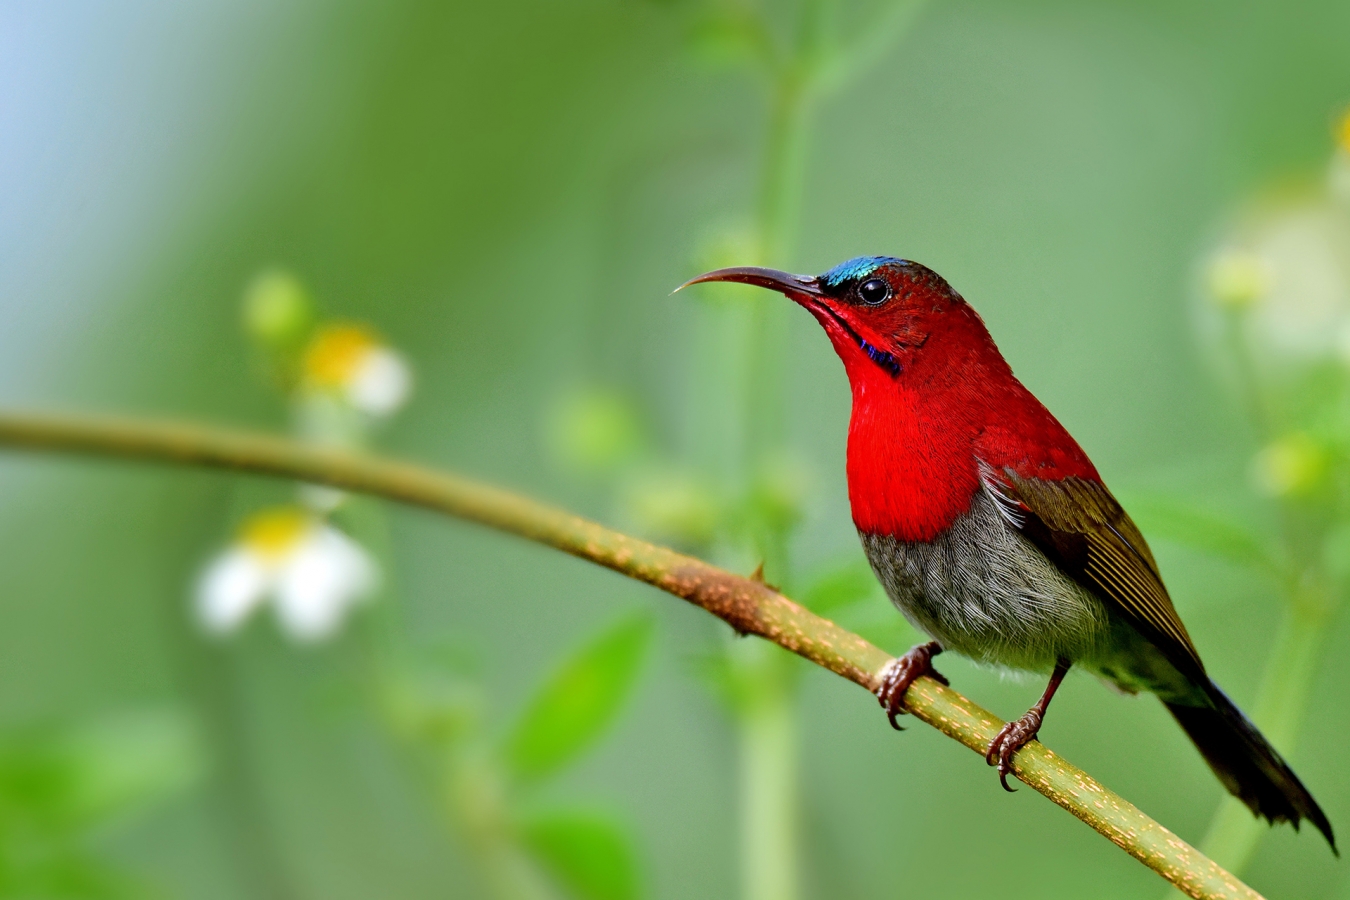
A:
[683,256,1335,852]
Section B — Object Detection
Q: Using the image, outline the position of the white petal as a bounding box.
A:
[273,527,377,642]
[346,348,411,416]
[195,548,271,634]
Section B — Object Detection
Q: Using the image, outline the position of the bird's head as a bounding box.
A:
[681,256,982,385]
[680,256,1089,538]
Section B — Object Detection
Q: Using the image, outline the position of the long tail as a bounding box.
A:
[1165,680,1336,853]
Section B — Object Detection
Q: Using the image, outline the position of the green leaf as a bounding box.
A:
[0,708,203,832]
[800,558,879,614]
[1120,492,1281,575]
[685,12,772,71]
[521,810,641,900]
[506,614,653,782]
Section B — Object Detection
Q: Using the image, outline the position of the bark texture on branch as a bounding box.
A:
[0,411,1264,900]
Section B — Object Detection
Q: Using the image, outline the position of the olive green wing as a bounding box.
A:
[993,469,1204,676]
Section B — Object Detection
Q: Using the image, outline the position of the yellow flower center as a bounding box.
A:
[1253,433,1327,498]
[303,325,377,388]
[1339,108,1350,155]
[239,507,312,562]
[1207,249,1268,311]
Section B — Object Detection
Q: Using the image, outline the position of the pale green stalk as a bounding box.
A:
[730,6,832,899]
[349,501,553,900]
[1179,585,1336,886]
[1166,309,1341,896]
[448,746,556,900]
[737,643,799,900]
[735,53,811,900]
[729,5,926,898]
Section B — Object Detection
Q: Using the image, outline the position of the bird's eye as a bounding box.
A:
[857,278,891,306]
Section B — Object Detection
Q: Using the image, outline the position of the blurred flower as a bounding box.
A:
[1201,206,1350,366]
[685,10,770,72]
[1199,121,1350,370]
[1251,433,1328,498]
[748,452,812,534]
[1205,249,1269,311]
[623,467,721,547]
[301,323,412,417]
[692,221,764,280]
[243,269,314,349]
[547,387,645,475]
[196,506,377,642]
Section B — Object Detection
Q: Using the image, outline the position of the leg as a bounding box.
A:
[986,658,1070,791]
[876,641,948,730]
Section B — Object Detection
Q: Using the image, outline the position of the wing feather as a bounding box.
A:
[995,468,1203,674]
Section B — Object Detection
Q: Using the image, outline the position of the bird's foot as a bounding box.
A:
[985,710,1043,792]
[876,642,947,730]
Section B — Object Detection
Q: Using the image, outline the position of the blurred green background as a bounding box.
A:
[3,1,1350,898]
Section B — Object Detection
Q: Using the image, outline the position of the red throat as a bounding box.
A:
[813,302,1100,542]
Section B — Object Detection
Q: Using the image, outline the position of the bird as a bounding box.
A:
[682,255,1335,851]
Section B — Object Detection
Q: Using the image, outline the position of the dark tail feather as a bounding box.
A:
[1166,681,1336,854]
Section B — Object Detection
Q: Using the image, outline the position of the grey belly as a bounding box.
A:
[860,488,1110,674]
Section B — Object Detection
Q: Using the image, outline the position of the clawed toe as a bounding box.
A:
[983,659,1068,792]
[876,641,944,730]
[985,711,1042,792]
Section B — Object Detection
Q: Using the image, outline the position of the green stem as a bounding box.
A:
[734,26,816,900]
[448,746,555,900]
[757,74,810,267]
[736,643,799,900]
[182,645,301,900]
[1222,309,1274,442]
[1165,311,1340,896]
[0,409,1269,900]
[345,494,555,900]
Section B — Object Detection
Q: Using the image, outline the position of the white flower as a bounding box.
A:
[1198,118,1350,370]
[1198,204,1350,368]
[196,507,377,642]
[1242,206,1350,360]
[347,346,411,415]
[301,324,412,417]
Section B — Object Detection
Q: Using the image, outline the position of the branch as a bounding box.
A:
[0,410,1263,900]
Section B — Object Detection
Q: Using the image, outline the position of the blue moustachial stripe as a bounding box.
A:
[818,255,907,291]
[862,341,901,376]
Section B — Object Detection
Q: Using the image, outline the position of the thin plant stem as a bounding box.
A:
[736,643,799,900]
[0,409,1270,900]
[448,745,555,900]
[1183,584,1336,883]
[733,22,817,900]
[344,498,551,900]
[1222,309,1275,442]
[730,8,930,892]
[1168,312,1341,893]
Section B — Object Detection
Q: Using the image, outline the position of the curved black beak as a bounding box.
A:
[675,266,824,299]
